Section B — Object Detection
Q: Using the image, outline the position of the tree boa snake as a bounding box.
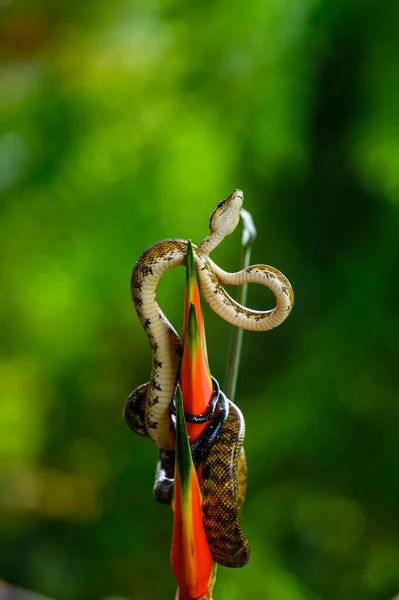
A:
[125,189,294,568]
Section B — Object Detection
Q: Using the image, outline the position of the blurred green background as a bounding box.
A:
[1,1,399,599]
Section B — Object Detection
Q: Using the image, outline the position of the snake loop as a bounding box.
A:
[125,375,250,567]
[128,191,293,451]
[125,189,294,568]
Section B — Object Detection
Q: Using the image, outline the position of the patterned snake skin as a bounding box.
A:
[125,376,250,567]
[128,191,294,451]
[125,190,294,568]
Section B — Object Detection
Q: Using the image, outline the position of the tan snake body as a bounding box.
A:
[126,376,251,566]
[129,218,293,451]
[125,190,294,567]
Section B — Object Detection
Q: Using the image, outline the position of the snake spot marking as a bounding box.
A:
[255,313,268,321]
[141,265,153,277]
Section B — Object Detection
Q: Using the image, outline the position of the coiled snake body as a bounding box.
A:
[125,190,294,567]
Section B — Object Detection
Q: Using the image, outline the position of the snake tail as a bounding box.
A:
[202,400,250,568]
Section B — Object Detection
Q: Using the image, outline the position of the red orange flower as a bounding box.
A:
[171,241,215,600]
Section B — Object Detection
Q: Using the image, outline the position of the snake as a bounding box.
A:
[126,376,250,567]
[124,189,294,567]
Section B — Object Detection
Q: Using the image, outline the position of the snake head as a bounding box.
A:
[208,189,244,238]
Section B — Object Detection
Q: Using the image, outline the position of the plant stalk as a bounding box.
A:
[224,208,257,402]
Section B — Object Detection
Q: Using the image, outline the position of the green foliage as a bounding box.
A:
[1,1,399,599]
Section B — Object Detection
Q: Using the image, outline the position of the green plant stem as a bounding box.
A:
[224,208,257,402]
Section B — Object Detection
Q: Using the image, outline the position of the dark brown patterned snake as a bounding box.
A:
[124,189,294,567]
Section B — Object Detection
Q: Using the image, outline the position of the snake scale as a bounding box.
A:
[125,189,294,568]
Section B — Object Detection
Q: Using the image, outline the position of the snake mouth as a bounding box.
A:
[230,189,244,200]
[223,189,244,208]
[216,189,243,210]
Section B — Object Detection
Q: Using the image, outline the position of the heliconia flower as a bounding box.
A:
[183,240,208,358]
[171,386,214,600]
[170,241,216,600]
[181,241,213,442]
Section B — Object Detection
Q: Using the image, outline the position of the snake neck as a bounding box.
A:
[199,230,224,255]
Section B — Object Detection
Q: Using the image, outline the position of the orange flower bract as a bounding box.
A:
[171,241,215,600]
